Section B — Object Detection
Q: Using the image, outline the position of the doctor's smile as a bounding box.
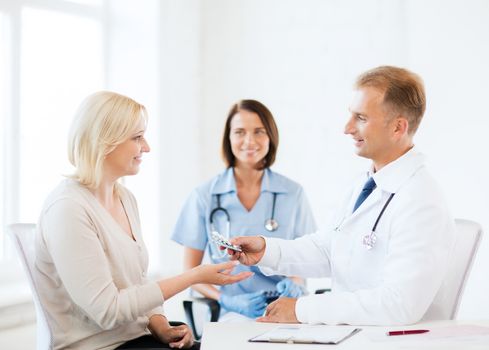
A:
[353,139,364,147]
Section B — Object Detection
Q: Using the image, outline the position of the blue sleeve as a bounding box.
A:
[293,187,317,238]
[170,189,208,251]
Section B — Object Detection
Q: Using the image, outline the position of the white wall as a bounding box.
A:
[199,0,411,226]
[157,0,204,274]
[405,0,489,319]
[104,0,163,267]
[157,0,489,320]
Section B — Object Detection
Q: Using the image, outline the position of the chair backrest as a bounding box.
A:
[424,218,483,321]
[7,223,53,350]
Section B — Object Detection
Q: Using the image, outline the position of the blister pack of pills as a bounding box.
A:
[210,231,242,252]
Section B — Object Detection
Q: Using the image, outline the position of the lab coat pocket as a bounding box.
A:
[347,226,389,288]
[329,227,355,283]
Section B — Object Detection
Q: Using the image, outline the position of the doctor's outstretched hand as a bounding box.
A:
[225,236,266,266]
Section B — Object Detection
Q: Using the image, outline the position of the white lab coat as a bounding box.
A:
[259,148,456,325]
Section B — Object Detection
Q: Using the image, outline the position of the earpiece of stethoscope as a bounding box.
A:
[265,218,279,232]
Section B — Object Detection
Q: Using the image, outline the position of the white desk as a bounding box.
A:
[201,320,489,350]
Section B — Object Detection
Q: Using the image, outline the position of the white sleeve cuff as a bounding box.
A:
[257,236,281,272]
[295,295,309,323]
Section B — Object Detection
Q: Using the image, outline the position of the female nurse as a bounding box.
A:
[171,100,317,320]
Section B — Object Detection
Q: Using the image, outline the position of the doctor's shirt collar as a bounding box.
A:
[370,146,425,194]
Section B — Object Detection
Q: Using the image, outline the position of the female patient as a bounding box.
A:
[34,91,250,349]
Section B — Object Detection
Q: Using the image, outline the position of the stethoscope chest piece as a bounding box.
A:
[210,192,280,235]
[265,218,279,232]
[362,231,377,250]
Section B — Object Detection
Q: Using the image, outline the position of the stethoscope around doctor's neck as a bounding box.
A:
[209,192,279,236]
[361,192,395,250]
[336,191,396,250]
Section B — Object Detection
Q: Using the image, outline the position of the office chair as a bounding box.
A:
[7,223,53,350]
[424,218,483,320]
[183,297,220,340]
[183,290,283,340]
[8,224,190,349]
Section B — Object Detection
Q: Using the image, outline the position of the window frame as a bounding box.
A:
[0,0,105,263]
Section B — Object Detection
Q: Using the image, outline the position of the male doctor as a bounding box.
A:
[227,66,456,325]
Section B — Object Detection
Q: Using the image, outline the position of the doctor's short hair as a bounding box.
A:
[222,99,279,170]
[67,91,148,189]
[355,66,426,135]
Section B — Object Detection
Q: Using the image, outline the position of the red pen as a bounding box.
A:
[387,329,429,336]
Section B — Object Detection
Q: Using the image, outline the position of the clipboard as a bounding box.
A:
[249,325,362,345]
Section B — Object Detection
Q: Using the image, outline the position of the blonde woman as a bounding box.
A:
[35,91,251,349]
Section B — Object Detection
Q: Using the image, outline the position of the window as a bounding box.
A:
[1,0,104,262]
[19,7,103,222]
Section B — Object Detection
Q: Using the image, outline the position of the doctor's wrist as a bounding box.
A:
[257,236,280,268]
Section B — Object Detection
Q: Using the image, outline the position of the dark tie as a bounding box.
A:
[353,177,376,212]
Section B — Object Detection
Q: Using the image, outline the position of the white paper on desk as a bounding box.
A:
[249,325,361,344]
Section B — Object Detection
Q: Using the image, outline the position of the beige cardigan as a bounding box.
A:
[35,179,164,350]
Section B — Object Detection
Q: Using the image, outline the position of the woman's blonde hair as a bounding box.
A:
[68,91,147,189]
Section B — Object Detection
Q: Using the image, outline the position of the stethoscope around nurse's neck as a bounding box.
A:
[209,192,279,259]
[209,192,279,237]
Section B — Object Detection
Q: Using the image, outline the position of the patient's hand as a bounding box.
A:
[149,315,194,349]
[192,260,253,285]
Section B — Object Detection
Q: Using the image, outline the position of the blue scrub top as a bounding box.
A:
[171,167,317,299]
